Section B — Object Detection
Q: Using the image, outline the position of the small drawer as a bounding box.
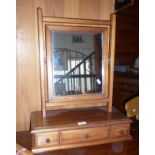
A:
[34,132,59,147]
[61,126,110,144]
[111,124,130,138]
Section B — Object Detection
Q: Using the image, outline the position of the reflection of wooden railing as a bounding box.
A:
[56,52,95,83]
[54,48,100,95]
[54,48,86,57]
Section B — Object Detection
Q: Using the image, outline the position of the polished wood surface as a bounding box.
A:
[31,107,130,131]
[17,0,115,131]
[30,107,132,153]
[16,130,138,155]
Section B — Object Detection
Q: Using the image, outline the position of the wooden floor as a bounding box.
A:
[16,123,139,155]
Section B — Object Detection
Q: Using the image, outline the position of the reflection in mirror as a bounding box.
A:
[52,31,103,96]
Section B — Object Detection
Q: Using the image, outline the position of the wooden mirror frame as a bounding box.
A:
[37,8,116,118]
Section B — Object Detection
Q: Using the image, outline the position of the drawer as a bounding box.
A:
[34,131,59,147]
[61,126,110,144]
[111,124,130,138]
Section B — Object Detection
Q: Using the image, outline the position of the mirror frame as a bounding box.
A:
[37,8,116,117]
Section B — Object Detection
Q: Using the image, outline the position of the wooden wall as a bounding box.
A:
[17,0,41,132]
[16,0,115,131]
[115,0,139,66]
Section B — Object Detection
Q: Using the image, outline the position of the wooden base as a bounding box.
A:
[31,107,132,154]
[16,131,139,155]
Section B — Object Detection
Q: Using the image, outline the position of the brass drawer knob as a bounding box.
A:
[84,133,90,139]
[46,138,50,143]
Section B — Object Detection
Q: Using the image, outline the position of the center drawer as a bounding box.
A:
[61,126,110,144]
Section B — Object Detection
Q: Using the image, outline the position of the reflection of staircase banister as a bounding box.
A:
[54,48,86,57]
[56,51,95,83]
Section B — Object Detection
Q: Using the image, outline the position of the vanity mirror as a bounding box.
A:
[45,23,110,112]
[30,8,132,154]
[36,7,115,116]
[52,31,103,96]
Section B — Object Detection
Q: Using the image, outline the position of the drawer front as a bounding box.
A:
[111,124,130,138]
[61,126,110,144]
[35,132,59,147]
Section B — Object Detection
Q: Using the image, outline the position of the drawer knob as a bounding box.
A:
[84,133,90,139]
[46,138,50,143]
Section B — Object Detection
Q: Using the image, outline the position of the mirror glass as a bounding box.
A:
[52,31,103,96]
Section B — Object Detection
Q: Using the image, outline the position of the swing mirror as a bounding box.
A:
[45,24,109,101]
[52,31,103,96]
[43,18,110,110]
